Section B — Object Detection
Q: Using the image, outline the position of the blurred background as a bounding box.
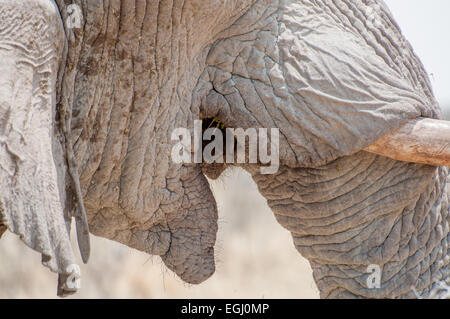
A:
[0,1,448,299]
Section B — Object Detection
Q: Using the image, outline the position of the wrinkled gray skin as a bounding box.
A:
[0,0,448,298]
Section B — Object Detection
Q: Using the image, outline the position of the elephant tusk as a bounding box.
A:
[364,117,450,167]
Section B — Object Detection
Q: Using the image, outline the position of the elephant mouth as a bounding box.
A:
[199,114,450,174]
[163,113,450,290]
[200,117,230,180]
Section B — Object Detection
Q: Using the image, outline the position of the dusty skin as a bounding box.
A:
[0,0,449,298]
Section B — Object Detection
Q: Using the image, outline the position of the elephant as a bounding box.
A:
[0,0,449,298]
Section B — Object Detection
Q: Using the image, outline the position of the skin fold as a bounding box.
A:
[0,0,448,298]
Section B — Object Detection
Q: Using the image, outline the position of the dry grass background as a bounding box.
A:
[0,168,319,299]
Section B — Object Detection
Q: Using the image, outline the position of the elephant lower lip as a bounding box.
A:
[161,245,216,285]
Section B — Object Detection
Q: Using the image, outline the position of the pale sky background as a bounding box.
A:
[384,0,450,111]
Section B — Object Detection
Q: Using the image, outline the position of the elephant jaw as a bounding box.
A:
[365,118,450,167]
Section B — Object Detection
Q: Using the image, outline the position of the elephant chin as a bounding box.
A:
[82,163,220,286]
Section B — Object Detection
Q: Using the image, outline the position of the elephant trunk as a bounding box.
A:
[246,152,449,298]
